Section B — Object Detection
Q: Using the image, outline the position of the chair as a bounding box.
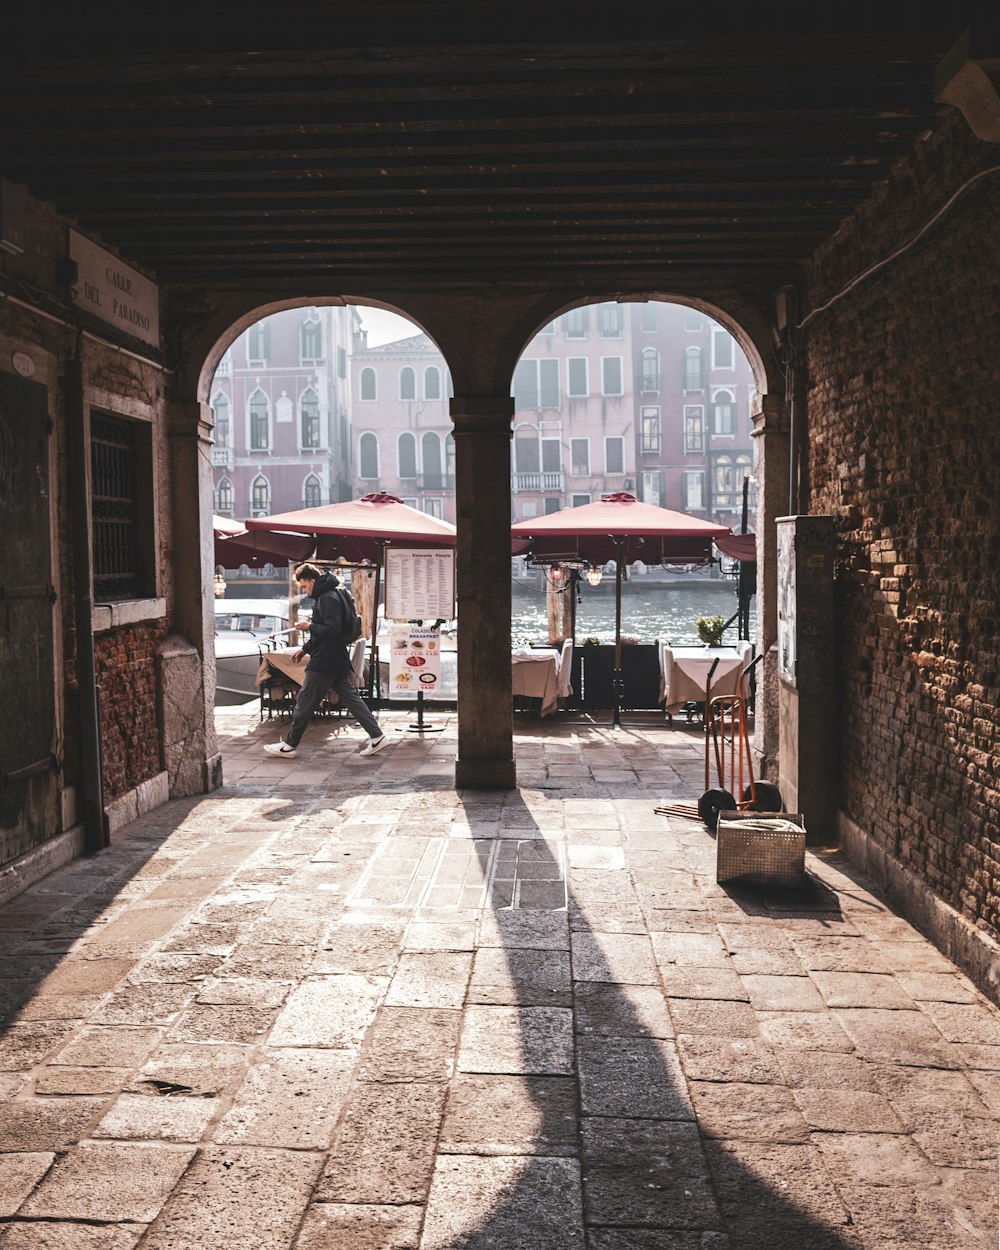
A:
[557,638,574,706]
[350,637,367,688]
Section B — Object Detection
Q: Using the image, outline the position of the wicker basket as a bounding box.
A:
[716,811,806,887]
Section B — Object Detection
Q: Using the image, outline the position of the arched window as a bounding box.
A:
[422,431,442,487]
[300,387,320,448]
[640,348,660,392]
[360,367,377,401]
[424,365,441,400]
[445,433,455,482]
[303,474,322,507]
[247,321,268,363]
[711,389,735,435]
[215,477,233,512]
[714,456,735,507]
[398,431,417,479]
[684,347,703,392]
[300,313,322,360]
[598,303,623,338]
[251,474,270,516]
[359,431,379,479]
[212,392,231,446]
[513,423,541,475]
[399,366,417,401]
[249,389,269,450]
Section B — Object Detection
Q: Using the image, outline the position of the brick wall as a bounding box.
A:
[803,112,1000,935]
[94,625,165,802]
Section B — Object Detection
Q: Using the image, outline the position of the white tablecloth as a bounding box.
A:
[511,649,561,716]
[659,645,748,711]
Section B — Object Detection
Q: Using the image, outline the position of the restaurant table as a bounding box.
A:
[511,648,561,717]
[659,644,749,712]
[256,649,308,688]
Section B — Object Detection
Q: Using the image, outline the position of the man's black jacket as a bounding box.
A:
[301,572,352,679]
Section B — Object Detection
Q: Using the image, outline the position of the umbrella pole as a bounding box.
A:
[369,540,385,706]
[613,536,624,730]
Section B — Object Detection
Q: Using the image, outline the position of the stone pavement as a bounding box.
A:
[0,703,998,1250]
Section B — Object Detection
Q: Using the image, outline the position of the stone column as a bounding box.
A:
[451,396,516,789]
[163,399,221,795]
[750,392,789,781]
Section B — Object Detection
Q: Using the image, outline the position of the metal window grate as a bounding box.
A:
[91,413,142,601]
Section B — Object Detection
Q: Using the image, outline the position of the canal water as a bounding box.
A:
[510,571,755,647]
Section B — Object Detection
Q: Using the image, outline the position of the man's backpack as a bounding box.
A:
[335,588,364,644]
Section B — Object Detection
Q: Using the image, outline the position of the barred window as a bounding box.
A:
[91,412,154,601]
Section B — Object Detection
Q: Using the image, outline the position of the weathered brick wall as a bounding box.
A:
[803,112,1000,935]
[94,624,165,801]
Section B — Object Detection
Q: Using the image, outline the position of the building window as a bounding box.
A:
[303,474,322,507]
[640,347,660,392]
[399,366,417,401]
[424,365,441,400]
[682,471,705,511]
[513,358,560,409]
[684,406,705,452]
[514,429,540,473]
[212,392,230,446]
[539,319,557,336]
[711,389,735,435]
[247,322,268,363]
[423,498,443,519]
[605,436,624,474]
[684,307,704,332]
[639,303,658,333]
[90,412,155,601]
[300,315,322,360]
[360,367,377,401]
[544,497,562,514]
[641,471,662,506]
[359,432,379,479]
[542,437,561,475]
[251,474,270,516]
[422,431,443,486]
[249,390,269,451]
[712,326,735,370]
[337,346,347,379]
[215,477,233,513]
[601,356,623,396]
[684,347,703,391]
[300,387,321,448]
[640,406,661,454]
[571,494,591,508]
[398,431,417,478]
[570,438,590,476]
[598,303,622,338]
[563,307,588,339]
[567,357,588,398]
[714,456,735,507]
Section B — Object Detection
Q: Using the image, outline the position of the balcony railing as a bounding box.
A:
[416,473,456,490]
[512,471,564,492]
[212,447,234,467]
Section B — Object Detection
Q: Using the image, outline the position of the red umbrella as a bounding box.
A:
[213,516,315,568]
[512,493,731,727]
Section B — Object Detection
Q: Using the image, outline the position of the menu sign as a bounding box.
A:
[385,548,455,621]
[388,624,442,697]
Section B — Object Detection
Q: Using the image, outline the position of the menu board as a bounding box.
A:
[385,548,455,621]
[388,624,442,697]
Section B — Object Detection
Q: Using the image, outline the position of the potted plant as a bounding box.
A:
[696,614,726,647]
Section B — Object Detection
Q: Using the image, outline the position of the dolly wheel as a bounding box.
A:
[743,782,784,812]
[698,788,737,832]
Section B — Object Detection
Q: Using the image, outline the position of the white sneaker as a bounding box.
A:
[264,741,297,758]
[359,734,388,757]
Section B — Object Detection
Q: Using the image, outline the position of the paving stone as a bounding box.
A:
[668,999,759,1038]
[214,1047,354,1148]
[0,1022,79,1071]
[660,966,750,1002]
[703,1138,850,1226]
[912,1112,998,1169]
[139,1146,323,1250]
[34,1066,132,1096]
[756,1011,855,1052]
[384,952,472,1009]
[0,1222,147,1249]
[126,953,223,983]
[166,1002,280,1045]
[0,1097,107,1151]
[194,977,291,1007]
[574,982,674,1039]
[838,1183,990,1249]
[0,1151,55,1217]
[439,1074,578,1156]
[293,1202,423,1250]
[677,1035,783,1084]
[161,922,240,955]
[420,1155,584,1250]
[810,1131,942,1187]
[458,1005,574,1075]
[895,972,979,1003]
[93,1091,219,1142]
[129,1042,252,1098]
[218,942,313,979]
[90,983,197,1027]
[566,846,625,869]
[268,975,386,1047]
[402,920,477,951]
[965,1068,1000,1112]
[789,936,889,973]
[468,947,571,1006]
[356,1007,461,1083]
[808,970,916,1010]
[791,1087,904,1132]
[650,931,730,968]
[740,974,826,1012]
[918,1000,1000,1046]
[74,907,190,958]
[317,1082,446,1201]
[476,910,569,950]
[868,1062,990,1129]
[578,1037,693,1119]
[729,947,807,976]
[570,900,649,933]
[19,1140,195,1223]
[313,921,406,977]
[687,1082,811,1143]
[571,932,659,984]
[774,1049,877,1091]
[833,1008,959,1067]
[587,1233,730,1250]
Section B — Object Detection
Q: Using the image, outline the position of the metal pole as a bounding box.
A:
[369,539,385,704]
[613,535,624,730]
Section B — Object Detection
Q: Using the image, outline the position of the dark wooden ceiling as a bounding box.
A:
[0,4,976,295]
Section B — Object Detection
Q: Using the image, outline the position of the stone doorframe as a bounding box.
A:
[165,287,785,792]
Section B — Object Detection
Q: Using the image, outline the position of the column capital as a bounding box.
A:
[450,396,515,436]
[751,392,788,438]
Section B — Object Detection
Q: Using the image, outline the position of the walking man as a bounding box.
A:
[264,562,388,759]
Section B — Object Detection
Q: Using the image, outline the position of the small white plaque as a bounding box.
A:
[11,351,35,377]
[69,229,160,350]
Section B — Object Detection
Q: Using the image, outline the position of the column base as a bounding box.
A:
[455,757,517,790]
